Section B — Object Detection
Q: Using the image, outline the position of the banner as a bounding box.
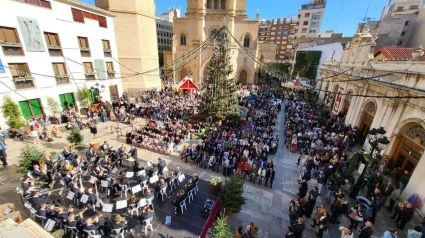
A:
[333,87,344,113]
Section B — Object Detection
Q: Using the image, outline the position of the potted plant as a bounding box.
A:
[1,95,26,129]
[66,126,84,146]
[89,138,101,150]
[209,176,222,193]
[46,96,62,124]
[76,86,92,115]
[17,144,45,174]
[209,215,233,238]
[219,175,245,214]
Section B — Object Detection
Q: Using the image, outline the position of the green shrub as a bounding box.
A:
[1,95,26,128]
[67,126,84,145]
[17,144,45,174]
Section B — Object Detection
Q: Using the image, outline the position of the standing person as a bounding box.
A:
[381,182,395,206]
[284,226,295,238]
[399,170,411,192]
[348,204,364,230]
[369,188,382,224]
[292,217,305,238]
[310,204,327,228]
[0,141,7,168]
[339,226,353,238]
[387,185,401,213]
[317,170,326,195]
[396,203,415,230]
[358,221,373,238]
[316,212,329,238]
[265,168,275,188]
[297,179,308,199]
[235,226,243,238]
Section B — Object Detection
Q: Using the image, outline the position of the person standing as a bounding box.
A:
[399,170,411,192]
[358,221,373,238]
[316,212,329,238]
[369,188,382,224]
[265,168,275,188]
[317,170,326,195]
[387,185,401,213]
[292,217,305,238]
[0,140,7,168]
[381,182,395,205]
[397,203,414,230]
[284,226,295,238]
[339,226,353,238]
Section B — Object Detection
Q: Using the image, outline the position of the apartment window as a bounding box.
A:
[271,27,276,30]
[312,12,321,20]
[0,26,24,56]
[305,13,310,18]
[106,62,115,79]
[310,21,319,28]
[83,62,95,80]
[180,33,186,45]
[409,5,419,10]
[71,8,107,28]
[44,32,62,56]
[71,8,84,23]
[309,29,316,34]
[405,21,410,26]
[102,39,111,57]
[396,6,404,10]
[19,99,44,119]
[397,41,402,45]
[9,63,35,89]
[278,26,283,30]
[401,31,406,36]
[303,21,309,26]
[98,16,107,28]
[52,63,69,85]
[301,28,307,33]
[25,0,51,9]
[278,32,282,35]
[283,31,288,35]
[78,37,90,57]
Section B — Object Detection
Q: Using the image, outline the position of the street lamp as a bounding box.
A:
[349,127,390,198]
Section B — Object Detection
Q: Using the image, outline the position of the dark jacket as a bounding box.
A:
[358,226,373,238]
[292,223,305,238]
[129,148,138,159]
[399,207,414,222]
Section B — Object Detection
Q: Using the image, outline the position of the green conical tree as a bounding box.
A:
[219,175,246,214]
[66,126,84,145]
[200,30,240,121]
[1,95,26,128]
[209,215,233,238]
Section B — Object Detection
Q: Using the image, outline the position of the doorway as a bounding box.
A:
[239,70,247,84]
[109,85,118,98]
[341,91,352,117]
[358,101,376,143]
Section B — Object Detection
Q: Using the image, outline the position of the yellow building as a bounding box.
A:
[171,0,261,84]
[319,27,425,214]
[95,0,161,92]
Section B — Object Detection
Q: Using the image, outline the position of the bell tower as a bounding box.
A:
[95,0,161,91]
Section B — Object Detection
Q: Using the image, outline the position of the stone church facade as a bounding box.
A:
[171,0,261,84]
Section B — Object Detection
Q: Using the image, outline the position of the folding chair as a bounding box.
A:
[111,228,125,238]
[142,217,154,234]
[157,186,168,201]
[187,189,194,203]
[66,226,80,238]
[175,198,187,214]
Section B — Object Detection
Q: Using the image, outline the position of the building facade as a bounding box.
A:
[297,0,326,38]
[381,0,423,20]
[160,8,181,23]
[95,0,161,92]
[0,0,122,128]
[156,18,173,66]
[318,29,425,213]
[171,0,260,84]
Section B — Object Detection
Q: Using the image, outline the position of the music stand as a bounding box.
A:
[149,176,159,184]
[178,174,186,183]
[125,172,134,178]
[137,198,147,208]
[89,176,97,184]
[101,180,109,188]
[116,200,127,214]
[80,194,89,204]
[44,219,56,231]
[111,167,118,174]
[58,187,65,196]
[102,204,113,213]
[136,170,145,177]
[131,185,142,194]
[66,191,75,201]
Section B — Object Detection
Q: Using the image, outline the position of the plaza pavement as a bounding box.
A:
[1,99,424,238]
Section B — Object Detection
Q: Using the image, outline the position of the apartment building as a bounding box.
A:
[258,17,299,60]
[381,0,423,20]
[297,0,326,38]
[0,0,122,127]
[157,19,173,66]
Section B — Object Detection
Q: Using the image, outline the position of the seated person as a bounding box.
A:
[23,187,32,198]
[30,191,54,211]
[83,217,100,233]
[56,206,73,220]
[128,194,138,209]
[111,214,127,230]
[100,141,110,151]
[67,212,84,233]
[148,165,159,177]
[21,176,33,190]
[137,171,149,184]
[139,205,154,221]
[158,158,167,174]
[32,164,49,182]
[36,203,48,218]
[143,188,154,201]
[155,179,167,194]
[51,125,62,138]
[17,127,26,141]
[171,189,188,214]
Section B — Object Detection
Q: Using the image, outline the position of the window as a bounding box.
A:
[25,0,51,9]
[78,37,90,57]
[303,21,309,26]
[311,21,319,28]
[409,5,419,10]
[405,21,410,26]
[305,13,310,18]
[103,39,111,57]
[214,0,219,9]
[301,28,307,33]
[106,62,115,78]
[312,12,321,20]
[9,63,35,89]
[221,0,225,9]
[207,0,212,9]
[59,93,75,110]
[244,35,250,48]
[71,8,84,23]
[180,33,186,45]
[283,31,288,35]
[397,6,404,10]
[83,62,95,80]
[401,31,406,36]
[44,32,60,47]
[309,29,316,34]
[52,63,69,85]
[397,41,402,45]
[0,26,24,56]
[19,99,44,119]
[98,16,107,28]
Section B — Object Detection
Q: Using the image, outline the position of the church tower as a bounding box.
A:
[95,0,161,92]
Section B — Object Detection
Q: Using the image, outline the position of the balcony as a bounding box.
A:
[48,45,63,57]
[107,70,115,79]
[85,73,96,80]
[80,48,91,57]
[13,76,35,89]
[55,75,70,85]
[104,49,112,57]
[1,42,24,56]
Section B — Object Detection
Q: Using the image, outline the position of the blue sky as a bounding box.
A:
[81,0,388,36]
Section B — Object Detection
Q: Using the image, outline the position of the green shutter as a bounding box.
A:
[30,99,43,116]
[66,93,75,107]
[59,94,66,109]
[19,101,32,118]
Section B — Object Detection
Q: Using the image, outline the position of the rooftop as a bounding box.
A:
[374,47,425,61]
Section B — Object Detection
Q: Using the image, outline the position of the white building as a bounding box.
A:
[0,0,122,128]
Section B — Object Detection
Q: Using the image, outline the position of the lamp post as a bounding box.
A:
[349,127,390,198]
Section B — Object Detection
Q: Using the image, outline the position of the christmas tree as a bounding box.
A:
[209,215,233,238]
[200,30,240,121]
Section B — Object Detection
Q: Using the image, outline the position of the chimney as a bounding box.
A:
[411,45,424,60]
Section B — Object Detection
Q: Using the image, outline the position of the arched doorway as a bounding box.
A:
[392,124,425,172]
[180,68,188,81]
[341,91,352,117]
[358,101,376,142]
[239,70,247,84]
